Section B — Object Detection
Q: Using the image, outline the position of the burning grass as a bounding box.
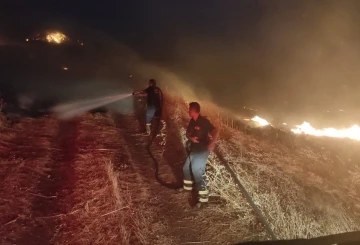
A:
[168,94,360,241]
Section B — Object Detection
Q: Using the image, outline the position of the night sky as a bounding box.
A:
[2,0,360,126]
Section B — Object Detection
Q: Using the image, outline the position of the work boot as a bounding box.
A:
[143,124,151,136]
[156,120,166,137]
[175,187,190,193]
[195,201,209,209]
[196,189,209,209]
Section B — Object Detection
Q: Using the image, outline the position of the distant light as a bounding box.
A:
[80,43,84,46]
[46,32,68,44]
[25,38,29,42]
[283,123,287,125]
[339,109,344,112]
[63,67,68,71]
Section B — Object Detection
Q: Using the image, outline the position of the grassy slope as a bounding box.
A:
[1,92,360,244]
[168,94,360,240]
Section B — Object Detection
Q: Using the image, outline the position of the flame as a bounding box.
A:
[251,116,270,126]
[291,122,360,141]
[46,32,68,44]
[245,109,360,141]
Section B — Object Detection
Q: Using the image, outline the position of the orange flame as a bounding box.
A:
[291,122,360,141]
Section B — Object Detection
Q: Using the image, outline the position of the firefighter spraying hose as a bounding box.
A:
[132,79,163,136]
[133,82,220,208]
[132,79,181,188]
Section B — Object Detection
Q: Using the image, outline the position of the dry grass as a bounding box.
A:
[53,113,152,245]
[0,116,58,243]
[168,94,360,241]
[2,92,359,244]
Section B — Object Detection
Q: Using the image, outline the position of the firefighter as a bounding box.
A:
[180,102,219,208]
[132,79,162,136]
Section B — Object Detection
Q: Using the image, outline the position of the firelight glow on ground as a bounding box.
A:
[250,116,360,141]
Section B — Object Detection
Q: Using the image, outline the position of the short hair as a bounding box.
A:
[189,102,201,113]
[149,79,156,86]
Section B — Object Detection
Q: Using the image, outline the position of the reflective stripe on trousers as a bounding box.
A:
[198,189,209,203]
[183,151,210,191]
[183,179,193,190]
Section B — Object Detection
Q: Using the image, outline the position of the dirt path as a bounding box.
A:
[113,113,200,244]
[113,109,246,245]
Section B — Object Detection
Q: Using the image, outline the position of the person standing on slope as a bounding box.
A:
[132,79,162,136]
[180,102,219,208]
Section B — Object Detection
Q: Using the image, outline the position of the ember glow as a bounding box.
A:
[251,116,270,126]
[46,32,68,44]
[291,122,360,141]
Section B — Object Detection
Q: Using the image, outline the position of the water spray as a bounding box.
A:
[52,93,132,120]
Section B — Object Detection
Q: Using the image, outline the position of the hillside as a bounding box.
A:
[1,92,360,245]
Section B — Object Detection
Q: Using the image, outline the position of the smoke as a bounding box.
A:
[252,0,360,126]
[0,19,207,117]
[3,2,360,127]
[141,0,360,127]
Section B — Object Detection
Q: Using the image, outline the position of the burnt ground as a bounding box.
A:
[0,98,252,244]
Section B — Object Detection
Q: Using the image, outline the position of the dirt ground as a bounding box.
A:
[0,98,255,245]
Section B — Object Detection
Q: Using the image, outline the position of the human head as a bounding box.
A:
[189,102,200,119]
[149,79,156,87]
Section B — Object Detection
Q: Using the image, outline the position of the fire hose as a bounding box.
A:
[142,89,277,239]
[145,87,182,189]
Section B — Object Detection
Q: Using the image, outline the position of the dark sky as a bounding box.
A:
[2,0,360,126]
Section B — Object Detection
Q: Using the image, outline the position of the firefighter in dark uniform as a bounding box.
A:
[180,102,219,208]
[133,79,162,136]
